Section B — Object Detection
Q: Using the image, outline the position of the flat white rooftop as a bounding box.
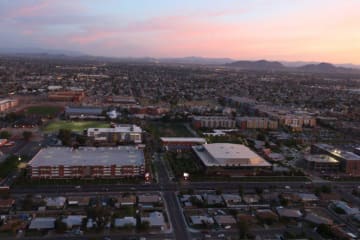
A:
[160,137,206,143]
[313,143,360,161]
[0,99,16,104]
[304,155,339,163]
[29,146,144,167]
[88,124,142,134]
[193,143,271,167]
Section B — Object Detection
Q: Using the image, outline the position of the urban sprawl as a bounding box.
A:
[0,56,360,240]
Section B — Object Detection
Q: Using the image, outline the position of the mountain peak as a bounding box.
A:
[226,60,285,70]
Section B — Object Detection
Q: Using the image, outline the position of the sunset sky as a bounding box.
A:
[0,0,359,64]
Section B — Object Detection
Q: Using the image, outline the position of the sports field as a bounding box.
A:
[43,120,110,133]
[24,106,62,116]
[145,122,194,137]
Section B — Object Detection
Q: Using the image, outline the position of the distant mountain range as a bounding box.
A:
[226,60,283,70]
[0,48,359,73]
[226,60,360,74]
[159,56,234,65]
[0,47,84,57]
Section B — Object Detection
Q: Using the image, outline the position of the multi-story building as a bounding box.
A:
[128,106,169,119]
[192,143,271,176]
[87,125,142,144]
[192,116,236,129]
[354,147,360,156]
[311,143,360,176]
[236,117,278,130]
[279,114,316,130]
[225,96,257,115]
[0,99,18,113]
[65,106,104,120]
[48,91,85,102]
[28,146,145,179]
[160,137,206,151]
[106,96,137,105]
[304,155,340,172]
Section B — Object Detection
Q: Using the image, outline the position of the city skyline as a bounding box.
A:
[0,0,359,64]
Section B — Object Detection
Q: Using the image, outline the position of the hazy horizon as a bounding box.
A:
[1,0,359,64]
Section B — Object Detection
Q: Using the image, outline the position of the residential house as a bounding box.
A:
[62,215,86,229]
[114,217,136,228]
[214,215,237,226]
[222,194,242,207]
[45,197,66,209]
[141,211,166,230]
[28,217,56,230]
[276,207,303,219]
[189,215,214,226]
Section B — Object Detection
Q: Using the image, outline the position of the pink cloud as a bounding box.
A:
[14,1,359,64]
[6,0,54,18]
[21,29,34,36]
[5,0,87,19]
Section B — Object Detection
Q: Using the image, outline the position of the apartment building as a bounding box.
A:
[192,116,236,129]
[28,146,145,179]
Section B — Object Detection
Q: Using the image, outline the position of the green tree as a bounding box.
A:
[257,133,266,141]
[255,187,263,195]
[86,206,111,230]
[58,129,72,146]
[22,131,33,141]
[0,131,11,139]
[238,185,244,197]
[279,197,289,207]
[55,219,68,233]
[76,135,87,145]
[22,195,34,211]
[238,220,249,239]
[137,220,150,231]
[321,185,332,194]
[317,224,334,238]
[187,188,194,195]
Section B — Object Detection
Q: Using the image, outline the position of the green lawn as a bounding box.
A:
[146,122,194,138]
[24,106,62,116]
[43,120,110,133]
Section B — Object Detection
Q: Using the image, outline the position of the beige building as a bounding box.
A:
[279,115,316,130]
[87,124,142,144]
[0,99,18,113]
[192,143,271,176]
[237,117,278,129]
[192,116,236,129]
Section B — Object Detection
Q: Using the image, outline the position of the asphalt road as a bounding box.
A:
[3,233,173,240]
[154,152,191,240]
[11,181,355,195]
[164,191,190,240]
